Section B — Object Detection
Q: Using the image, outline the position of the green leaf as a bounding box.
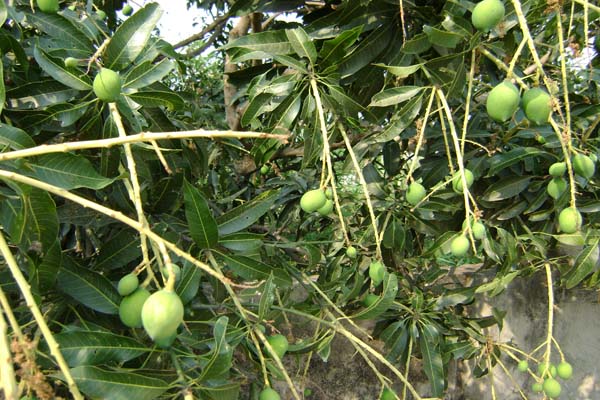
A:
[33,46,92,91]
[32,239,61,291]
[420,324,444,396]
[104,3,164,70]
[402,33,432,54]
[6,80,78,110]
[223,31,293,56]
[127,91,184,110]
[50,331,148,367]
[352,273,398,320]
[216,189,280,235]
[423,25,464,48]
[200,382,240,400]
[213,250,292,287]
[95,230,141,271]
[241,93,273,127]
[564,238,600,289]
[285,28,317,65]
[339,22,393,78]
[57,258,120,314]
[381,320,409,363]
[487,147,551,176]
[374,63,422,78]
[26,153,115,190]
[0,54,4,114]
[123,59,176,89]
[369,86,424,107]
[175,262,201,305]
[183,180,219,249]
[482,176,532,202]
[319,26,362,68]
[25,12,92,52]
[382,218,405,249]
[198,316,232,381]
[258,273,276,320]
[0,1,7,26]
[219,232,264,253]
[376,93,424,142]
[66,366,169,400]
[0,124,35,150]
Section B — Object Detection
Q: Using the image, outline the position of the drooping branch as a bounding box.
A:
[173,13,231,50]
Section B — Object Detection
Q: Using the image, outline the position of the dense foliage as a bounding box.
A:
[0,0,598,399]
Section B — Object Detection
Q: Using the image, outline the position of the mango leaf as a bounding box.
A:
[241,93,273,127]
[482,176,532,202]
[33,46,92,90]
[31,239,61,291]
[420,324,444,397]
[6,80,78,110]
[258,273,276,320]
[57,258,120,314]
[376,93,424,142]
[201,383,240,400]
[198,316,232,381]
[0,54,4,114]
[104,3,163,70]
[374,63,422,78]
[219,232,264,253]
[563,238,600,289]
[216,189,280,235]
[369,86,424,108]
[353,273,398,320]
[402,33,432,54]
[175,262,201,305]
[285,28,317,65]
[65,366,169,400]
[319,26,362,67]
[95,230,141,271]
[127,91,184,109]
[423,25,463,48]
[339,23,393,78]
[123,59,175,89]
[0,1,6,26]
[48,331,148,367]
[487,147,551,176]
[223,31,293,56]
[25,12,92,51]
[214,250,292,287]
[0,124,35,150]
[26,153,115,190]
[382,320,410,363]
[183,180,218,249]
[382,219,405,249]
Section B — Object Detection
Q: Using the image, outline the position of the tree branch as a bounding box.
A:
[173,13,230,50]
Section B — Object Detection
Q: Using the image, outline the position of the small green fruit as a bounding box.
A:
[37,0,59,13]
[558,207,582,234]
[380,388,396,400]
[531,382,543,392]
[462,219,486,240]
[317,199,334,216]
[122,4,133,16]
[363,293,379,307]
[556,361,573,380]
[93,68,122,102]
[537,362,557,377]
[369,261,386,286]
[451,235,470,257]
[542,378,561,398]
[471,0,505,31]
[96,9,107,19]
[141,290,184,343]
[161,263,181,282]
[406,182,426,205]
[266,334,289,359]
[325,187,333,199]
[547,177,567,200]
[117,273,139,296]
[486,81,520,122]
[346,246,358,259]
[119,288,150,328]
[537,135,547,144]
[452,169,474,193]
[522,88,551,125]
[300,189,327,213]
[573,154,595,179]
[548,162,566,177]
[259,388,281,400]
[517,360,529,372]
[260,165,269,175]
[64,57,79,68]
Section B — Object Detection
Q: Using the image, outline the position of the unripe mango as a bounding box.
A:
[486,81,520,122]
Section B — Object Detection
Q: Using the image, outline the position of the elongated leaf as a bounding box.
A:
[258,273,275,320]
[95,230,141,271]
[381,320,409,363]
[487,147,551,176]
[376,93,424,142]
[183,180,218,249]
[127,91,184,109]
[214,250,292,287]
[57,258,120,314]
[420,324,444,396]
[223,31,293,56]
[241,93,273,127]
[285,28,317,65]
[50,331,148,367]
[33,46,92,90]
[369,86,424,107]
[104,3,163,69]
[0,1,6,26]
[32,239,61,290]
[374,63,422,78]
[25,12,92,51]
[216,189,280,235]
[423,25,463,48]
[564,238,600,289]
[319,26,362,67]
[27,153,114,190]
[201,382,240,400]
[482,176,532,202]
[175,263,201,305]
[7,80,78,110]
[219,232,264,253]
[66,366,169,400]
[339,23,393,78]
[353,273,398,320]
[0,124,35,150]
[20,188,58,252]
[123,59,175,89]
[0,55,4,114]
[402,33,432,54]
[198,316,232,381]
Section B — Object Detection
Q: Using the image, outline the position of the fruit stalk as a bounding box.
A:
[542,263,554,376]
